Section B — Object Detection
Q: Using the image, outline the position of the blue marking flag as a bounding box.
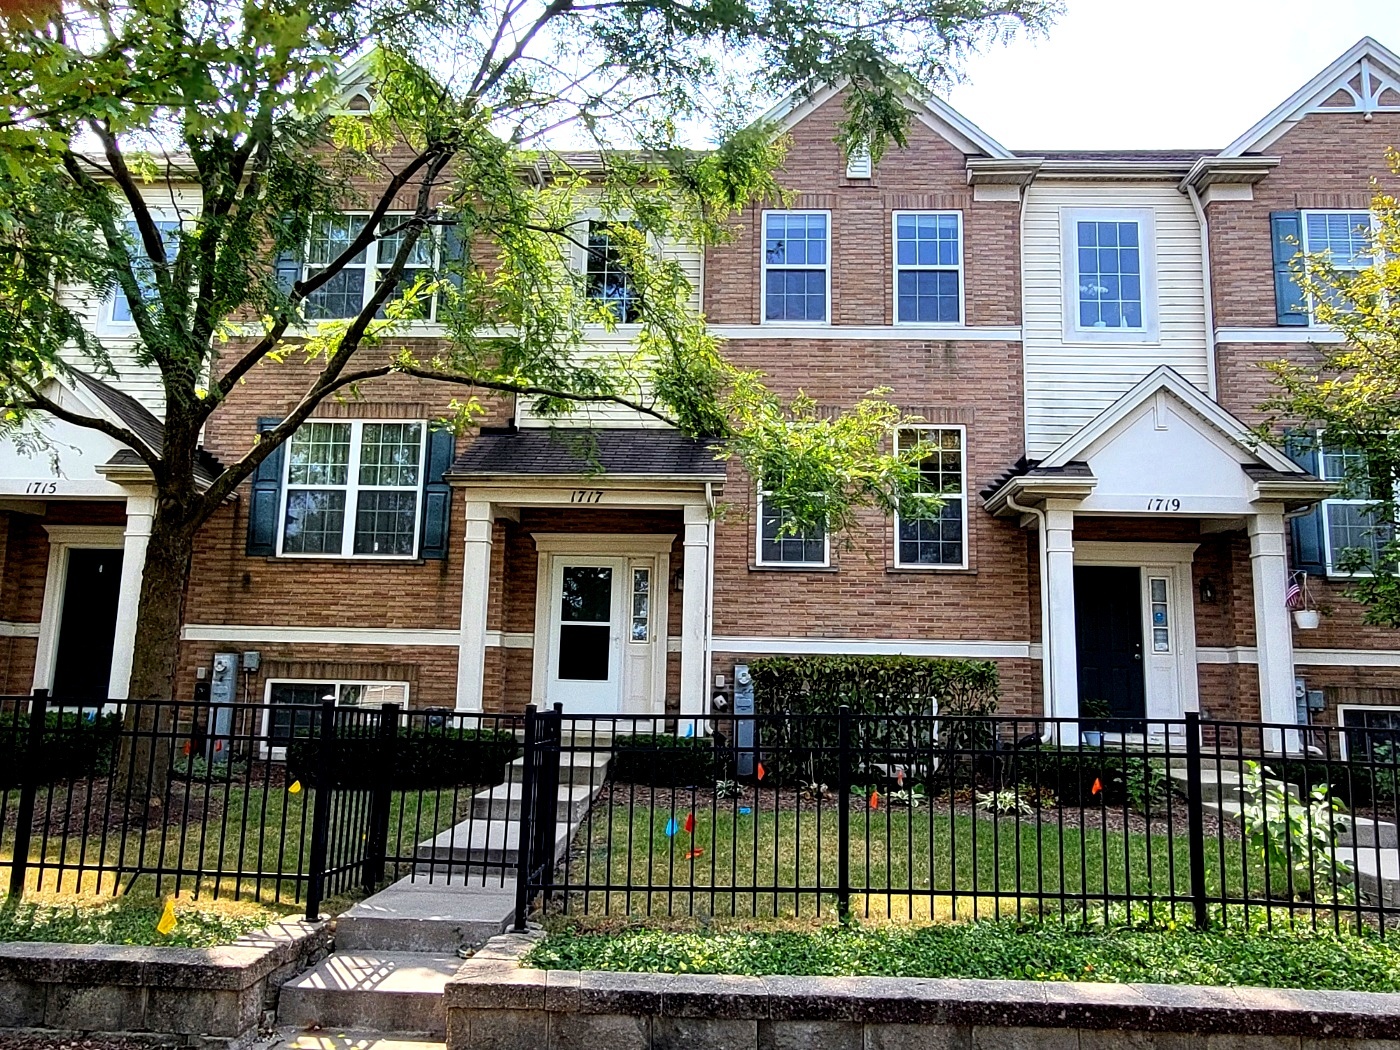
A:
[683,723,694,738]
[664,818,680,837]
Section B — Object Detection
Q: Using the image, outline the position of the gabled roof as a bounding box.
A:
[66,370,224,485]
[1222,36,1400,157]
[757,79,1014,159]
[1036,366,1301,475]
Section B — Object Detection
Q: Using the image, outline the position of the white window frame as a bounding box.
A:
[100,216,185,332]
[570,216,645,326]
[259,677,411,759]
[760,209,831,326]
[754,482,830,568]
[301,211,447,322]
[893,424,969,570]
[1316,434,1395,578]
[1061,207,1159,344]
[891,211,964,327]
[1300,209,1380,328]
[276,418,428,560]
[1336,703,1400,761]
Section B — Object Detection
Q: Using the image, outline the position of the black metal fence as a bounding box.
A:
[4,694,1400,934]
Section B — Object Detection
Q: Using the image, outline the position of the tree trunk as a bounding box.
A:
[114,495,197,803]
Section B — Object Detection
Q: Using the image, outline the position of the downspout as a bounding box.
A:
[1005,490,1054,742]
[704,481,716,722]
[1185,183,1219,400]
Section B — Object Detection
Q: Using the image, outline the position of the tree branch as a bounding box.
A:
[399,366,679,426]
[17,378,163,472]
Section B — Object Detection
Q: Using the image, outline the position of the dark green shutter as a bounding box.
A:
[246,418,286,556]
[419,426,455,560]
[1284,430,1327,575]
[1271,211,1308,326]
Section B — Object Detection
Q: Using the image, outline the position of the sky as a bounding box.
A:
[939,0,1400,151]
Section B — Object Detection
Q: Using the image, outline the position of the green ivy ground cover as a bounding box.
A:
[526,916,1400,991]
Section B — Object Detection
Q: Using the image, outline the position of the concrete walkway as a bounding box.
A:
[275,749,608,1038]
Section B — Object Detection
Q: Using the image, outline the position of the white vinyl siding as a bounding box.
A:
[1022,182,1209,458]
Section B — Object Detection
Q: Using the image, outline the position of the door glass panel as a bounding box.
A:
[1149,576,1170,652]
[560,566,612,622]
[559,566,612,681]
[631,569,650,641]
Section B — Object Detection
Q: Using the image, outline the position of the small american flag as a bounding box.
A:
[1285,575,1303,609]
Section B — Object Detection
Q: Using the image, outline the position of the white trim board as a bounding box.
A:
[182,624,461,647]
[711,636,1037,659]
[1215,327,1346,345]
[1198,646,1400,668]
[709,324,1022,342]
[0,620,40,638]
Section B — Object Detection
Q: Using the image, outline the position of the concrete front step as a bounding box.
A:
[470,782,600,822]
[277,951,459,1037]
[1340,815,1400,849]
[416,816,575,870]
[267,1028,445,1050]
[507,749,611,787]
[1167,767,1301,805]
[335,872,519,953]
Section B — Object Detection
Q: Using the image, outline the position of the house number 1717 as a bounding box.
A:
[1145,497,1181,512]
[570,490,604,503]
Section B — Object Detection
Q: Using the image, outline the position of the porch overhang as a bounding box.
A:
[445,426,726,488]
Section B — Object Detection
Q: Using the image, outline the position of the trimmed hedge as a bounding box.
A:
[0,711,121,788]
[748,655,1000,785]
[286,725,519,789]
[609,734,724,788]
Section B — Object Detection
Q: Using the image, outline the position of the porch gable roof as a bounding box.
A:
[446,426,726,482]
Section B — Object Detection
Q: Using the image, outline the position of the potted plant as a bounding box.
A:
[1080,696,1111,747]
[1288,572,1322,629]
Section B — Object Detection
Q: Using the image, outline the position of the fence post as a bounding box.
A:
[836,704,851,922]
[513,704,539,932]
[363,702,400,895]
[8,689,48,898]
[305,698,336,922]
[1184,711,1210,930]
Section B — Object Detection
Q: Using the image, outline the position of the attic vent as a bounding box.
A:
[346,92,371,112]
[845,142,872,179]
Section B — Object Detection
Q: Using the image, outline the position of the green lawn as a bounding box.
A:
[525,915,1400,990]
[560,801,1255,921]
[4,777,478,906]
[0,892,292,947]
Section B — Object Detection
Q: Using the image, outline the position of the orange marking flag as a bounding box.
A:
[756,762,766,781]
[1091,778,1103,796]
[683,812,695,835]
[869,791,880,810]
[684,848,705,860]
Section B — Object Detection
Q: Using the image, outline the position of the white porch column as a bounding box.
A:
[1248,506,1299,750]
[107,485,156,699]
[679,502,710,727]
[455,499,493,712]
[1044,500,1080,729]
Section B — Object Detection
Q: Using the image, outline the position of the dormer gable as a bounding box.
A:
[1221,36,1400,157]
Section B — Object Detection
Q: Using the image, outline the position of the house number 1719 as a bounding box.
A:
[1145,497,1181,512]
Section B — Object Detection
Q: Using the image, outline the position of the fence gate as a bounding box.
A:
[514,703,563,929]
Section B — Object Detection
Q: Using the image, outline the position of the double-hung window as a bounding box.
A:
[263,679,410,753]
[762,211,829,323]
[1300,210,1376,321]
[279,420,426,558]
[1317,437,1395,575]
[894,426,967,568]
[302,212,450,321]
[755,481,828,567]
[893,212,962,324]
[1339,705,1400,761]
[1063,208,1156,341]
[583,220,642,323]
[110,219,182,323]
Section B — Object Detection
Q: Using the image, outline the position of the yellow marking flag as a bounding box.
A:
[288,780,302,794]
[156,898,177,936]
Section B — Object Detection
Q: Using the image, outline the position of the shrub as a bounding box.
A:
[609,733,723,787]
[286,724,519,789]
[747,655,1000,785]
[1014,747,1170,809]
[0,710,121,788]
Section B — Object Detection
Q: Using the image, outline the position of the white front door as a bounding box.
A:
[546,557,626,713]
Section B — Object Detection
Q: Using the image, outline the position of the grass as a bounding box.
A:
[560,802,1252,920]
[525,912,1400,991]
[0,891,291,948]
[3,777,481,906]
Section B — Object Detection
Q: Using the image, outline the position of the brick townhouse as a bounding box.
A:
[1,37,1398,747]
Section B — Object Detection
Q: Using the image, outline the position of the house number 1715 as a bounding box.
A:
[570,490,604,503]
[1145,497,1181,512]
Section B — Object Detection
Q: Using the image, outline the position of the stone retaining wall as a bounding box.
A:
[0,916,329,1049]
[447,931,1400,1050]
